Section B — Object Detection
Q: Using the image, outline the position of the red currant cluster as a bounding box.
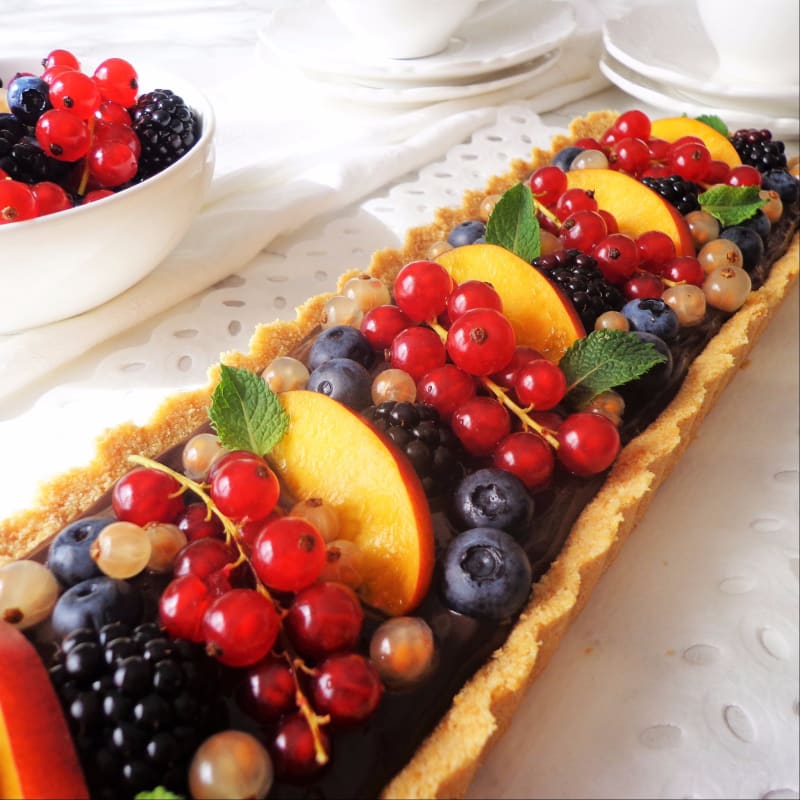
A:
[361,260,621,486]
[3,48,148,224]
[574,109,761,187]
[109,451,385,780]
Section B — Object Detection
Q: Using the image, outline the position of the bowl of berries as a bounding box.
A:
[0,49,215,334]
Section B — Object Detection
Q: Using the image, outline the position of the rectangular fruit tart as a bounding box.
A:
[0,108,798,800]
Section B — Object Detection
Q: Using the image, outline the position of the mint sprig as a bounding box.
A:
[699,184,766,227]
[695,114,729,136]
[485,182,541,262]
[559,329,667,408]
[209,364,289,456]
[135,788,184,800]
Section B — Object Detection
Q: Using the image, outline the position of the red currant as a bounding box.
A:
[727,165,762,187]
[174,502,225,542]
[271,712,329,778]
[112,466,184,526]
[647,137,671,162]
[93,121,141,158]
[49,70,102,120]
[610,137,650,175]
[557,412,621,476]
[528,165,567,207]
[390,325,446,382]
[159,574,212,642]
[285,582,363,660]
[662,256,705,286]
[451,396,510,456]
[237,654,296,722]
[513,359,567,410]
[641,164,672,180]
[490,345,545,389]
[614,109,651,141]
[251,517,326,592]
[173,538,235,580]
[623,271,664,300]
[493,431,555,491]
[42,49,80,71]
[88,141,138,187]
[393,260,453,322]
[40,65,73,86]
[31,181,72,216]
[593,233,640,283]
[0,181,36,224]
[202,588,281,667]
[708,159,731,184]
[312,653,383,726]
[209,453,280,523]
[92,57,139,107]
[669,141,712,182]
[574,137,602,150]
[35,109,90,161]
[446,280,502,322]
[561,209,607,253]
[360,304,411,350]
[599,209,619,235]
[82,189,114,204]
[446,308,516,376]
[95,100,132,126]
[554,187,598,221]
[416,364,475,421]
[637,230,676,273]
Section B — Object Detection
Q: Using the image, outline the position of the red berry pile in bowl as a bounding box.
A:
[0,48,215,334]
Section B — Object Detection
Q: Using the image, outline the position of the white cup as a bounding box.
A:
[326,0,512,59]
[696,0,799,87]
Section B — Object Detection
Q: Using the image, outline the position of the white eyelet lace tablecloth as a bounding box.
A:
[1,98,797,800]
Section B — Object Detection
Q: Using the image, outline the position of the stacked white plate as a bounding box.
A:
[256,0,576,107]
[602,0,799,139]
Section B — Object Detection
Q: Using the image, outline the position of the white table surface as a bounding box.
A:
[1,2,798,799]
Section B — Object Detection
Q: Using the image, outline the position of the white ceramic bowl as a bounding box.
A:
[0,66,215,334]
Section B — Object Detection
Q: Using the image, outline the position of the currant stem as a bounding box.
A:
[427,323,560,449]
[532,196,561,229]
[76,117,96,196]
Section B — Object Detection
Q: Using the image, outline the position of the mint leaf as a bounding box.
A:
[209,364,289,456]
[135,788,184,800]
[559,329,667,407]
[485,182,541,262]
[695,114,728,136]
[699,184,766,227]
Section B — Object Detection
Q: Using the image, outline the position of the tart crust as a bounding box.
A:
[1,111,798,798]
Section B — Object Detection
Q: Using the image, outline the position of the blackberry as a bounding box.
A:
[641,174,700,215]
[49,622,225,800]
[131,89,200,180]
[0,115,73,184]
[532,249,625,331]
[363,401,466,496]
[729,128,787,173]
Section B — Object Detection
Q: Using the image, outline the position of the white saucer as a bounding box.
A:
[603,0,799,104]
[257,0,575,84]
[276,48,562,108]
[599,52,799,139]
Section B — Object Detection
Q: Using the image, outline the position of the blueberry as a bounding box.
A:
[719,225,764,272]
[441,527,532,620]
[740,209,770,242]
[307,357,371,409]
[450,467,534,534]
[619,330,674,402]
[447,220,486,247]
[762,168,799,204]
[48,516,115,586]
[7,75,51,124]
[621,298,680,342]
[52,577,144,640]
[308,325,374,371]
[550,145,585,172]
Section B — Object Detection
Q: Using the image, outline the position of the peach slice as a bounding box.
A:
[437,243,585,362]
[650,116,742,168]
[267,390,434,616]
[565,169,695,256]
[0,621,89,800]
